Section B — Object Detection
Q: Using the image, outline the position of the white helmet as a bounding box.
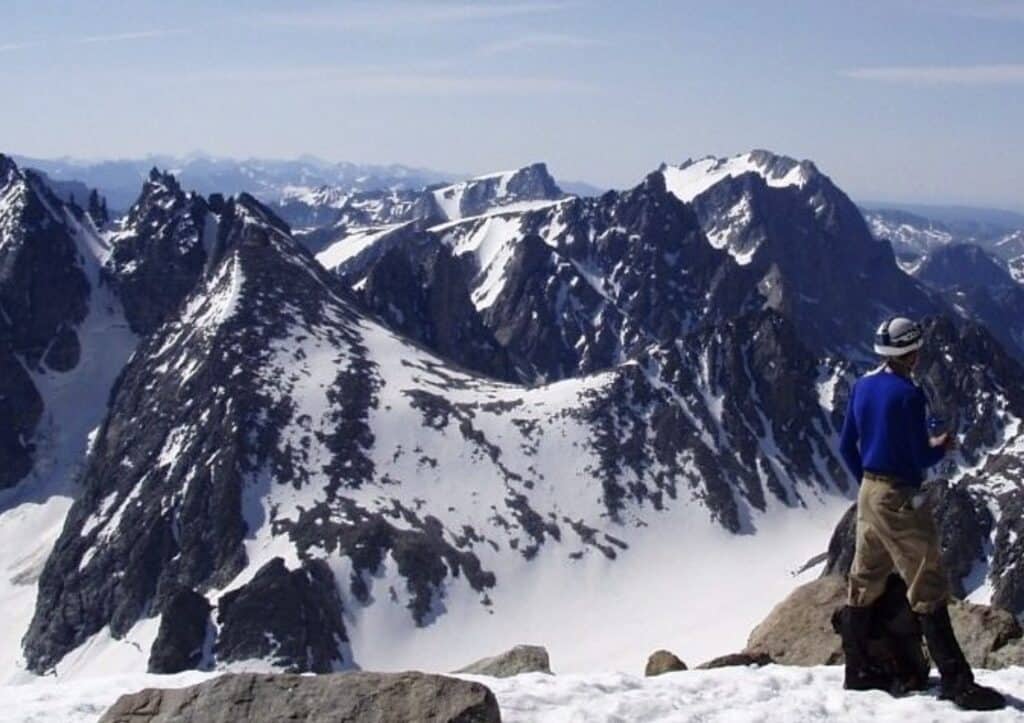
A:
[874,316,923,357]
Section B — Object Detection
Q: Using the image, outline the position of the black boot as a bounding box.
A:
[919,605,1006,711]
[838,605,894,693]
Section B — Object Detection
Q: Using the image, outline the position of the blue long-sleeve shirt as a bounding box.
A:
[838,367,945,487]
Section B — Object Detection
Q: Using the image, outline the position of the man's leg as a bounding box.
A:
[842,479,896,692]
[870,486,1004,711]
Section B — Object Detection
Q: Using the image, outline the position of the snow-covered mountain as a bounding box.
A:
[863,206,1024,279]
[275,162,565,233]
[13,154,458,213]
[3,149,1024,685]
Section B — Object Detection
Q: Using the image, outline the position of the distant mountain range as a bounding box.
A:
[12,154,460,212]
[2,148,1024,682]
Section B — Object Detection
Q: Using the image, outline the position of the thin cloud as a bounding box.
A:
[0,41,40,52]
[842,64,1024,85]
[0,29,181,53]
[76,29,184,45]
[260,2,577,30]
[478,32,597,56]
[166,65,597,96]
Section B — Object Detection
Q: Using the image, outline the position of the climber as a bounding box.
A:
[836,316,1005,711]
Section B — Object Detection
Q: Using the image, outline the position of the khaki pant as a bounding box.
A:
[848,475,949,614]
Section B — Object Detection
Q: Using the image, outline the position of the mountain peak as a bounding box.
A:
[430,162,564,221]
[662,150,819,203]
[0,152,18,179]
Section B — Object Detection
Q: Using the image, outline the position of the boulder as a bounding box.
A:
[948,598,1024,669]
[696,652,773,670]
[454,645,551,677]
[746,575,846,665]
[745,574,1024,670]
[645,649,687,676]
[99,671,500,723]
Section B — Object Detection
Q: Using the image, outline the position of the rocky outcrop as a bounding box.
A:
[99,672,501,723]
[216,558,349,673]
[454,645,551,677]
[645,650,687,676]
[103,169,214,336]
[746,575,1024,670]
[148,586,211,674]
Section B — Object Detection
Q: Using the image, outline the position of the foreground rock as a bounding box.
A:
[746,574,1024,669]
[454,645,552,677]
[697,652,774,670]
[645,650,687,676]
[746,575,847,665]
[99,672,501,723]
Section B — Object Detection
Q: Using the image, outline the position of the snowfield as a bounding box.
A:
[4,665,1024,722]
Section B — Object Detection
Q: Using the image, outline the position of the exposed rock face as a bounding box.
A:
[357,242,513,381]
[103,169,215,335]
[0,156,91,369]
[645,650,687,676]
[216,558,348,673]
[454,645,552,677]
[148,586,211,674]
[99,672,501,723]
[0,154,96,489]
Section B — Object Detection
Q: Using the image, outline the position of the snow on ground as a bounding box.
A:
[4,665,1024,723]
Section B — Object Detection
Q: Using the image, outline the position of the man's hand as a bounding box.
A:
[930,432,957,452]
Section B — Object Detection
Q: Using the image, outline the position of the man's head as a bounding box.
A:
[874,317,923,371]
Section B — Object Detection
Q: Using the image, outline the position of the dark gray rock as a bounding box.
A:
[645,650,687,676]
[0,156,91,369]
[454,645,551,677]
[148,586,211,674]
[696,652,774,669]
[0,341,43,489]
[216,558,348,673]
[98,671,501,723]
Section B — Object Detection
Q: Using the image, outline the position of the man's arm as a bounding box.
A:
[839,383,863,482]
[906,389,946,470]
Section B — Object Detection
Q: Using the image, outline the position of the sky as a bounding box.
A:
[1,0,1022,210]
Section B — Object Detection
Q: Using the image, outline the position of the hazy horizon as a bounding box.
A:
[3,1,1023,211]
